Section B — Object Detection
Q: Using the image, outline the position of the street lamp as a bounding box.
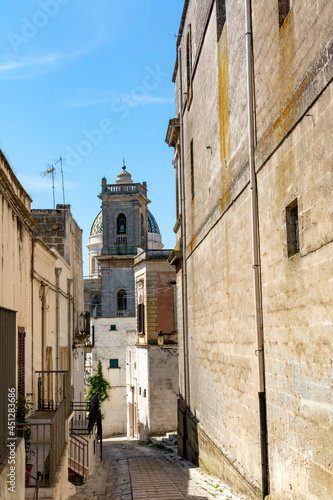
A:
[157,330,178,356]
[157,330,165,346]
[79,312,86,334]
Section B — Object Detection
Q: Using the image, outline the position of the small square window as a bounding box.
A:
[286,199,299,257]
[109,359,119,369]
[110,324,117,331]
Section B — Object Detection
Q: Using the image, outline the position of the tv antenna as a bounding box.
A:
[40,156,65,208]
[40,165,56,208]
[54,156,65,204]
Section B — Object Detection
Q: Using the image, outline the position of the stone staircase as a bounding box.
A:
[150,432,178,453]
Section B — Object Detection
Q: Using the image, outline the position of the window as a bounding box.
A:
[137,281,145,334]
[92,294,102,317]
[190,140,194,199]
[109,359,119,369]
[141,213,145,245]
[186,26,192,103]
[216,0,226,41]
[117,289,127,311]
[278,0,291,28]
[110,324,117,331]
[138,304,145,333]
[286,199,299,257]
[175,157,180,218]
[117,213,126,234]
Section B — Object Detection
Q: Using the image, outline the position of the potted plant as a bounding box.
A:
[16,395,35,485]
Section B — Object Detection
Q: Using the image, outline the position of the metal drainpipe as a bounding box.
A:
[67,279,73,378]
[41,282,46,406]
[244,0,269,496]
[55,267,62,407]
[41,284,46,374]
[178,45,191,419]
[31,236,35,401]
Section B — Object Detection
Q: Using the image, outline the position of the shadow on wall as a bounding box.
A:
[177,394,199,465]
[138,416,150,441]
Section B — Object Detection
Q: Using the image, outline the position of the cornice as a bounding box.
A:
[0,162,36,234]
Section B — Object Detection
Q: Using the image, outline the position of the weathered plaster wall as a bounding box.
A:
[32,205,84,338]
[148,346,178,436]
[0,151,34,339]
[92,317,135,436]
[136,347,149,440]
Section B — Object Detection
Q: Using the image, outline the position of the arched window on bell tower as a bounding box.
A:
[116,213,127,245]
[117,213,126,234]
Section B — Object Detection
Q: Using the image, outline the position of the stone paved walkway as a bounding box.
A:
[69,437,250,500]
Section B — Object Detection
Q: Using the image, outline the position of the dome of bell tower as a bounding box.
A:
[116,165,133,184]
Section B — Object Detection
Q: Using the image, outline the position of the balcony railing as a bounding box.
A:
[102,182,146,197]
[36,370,70,411]
[70,393,99,435]
[117,309,135,318]
[116,235,127,244]
[101,245,137,256]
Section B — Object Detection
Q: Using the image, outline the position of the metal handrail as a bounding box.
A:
[68,434,88,483]
[18,376,71,488]
[70,393,99,435]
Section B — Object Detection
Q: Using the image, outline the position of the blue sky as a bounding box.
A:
[0,0,183,275]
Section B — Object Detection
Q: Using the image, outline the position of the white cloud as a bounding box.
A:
[0,48,93,80]
[65,91,174,109]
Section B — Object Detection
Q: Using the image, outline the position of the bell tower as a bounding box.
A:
[99,165,150,255]
[96,165,150,317]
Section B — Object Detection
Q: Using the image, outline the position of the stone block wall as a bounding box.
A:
[258,83,333,499]
[32,206,69,263]
[102,200,143,250]
[170,0,333,498]
[101,267,135,317]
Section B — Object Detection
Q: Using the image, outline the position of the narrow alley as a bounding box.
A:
[69,437,249,500]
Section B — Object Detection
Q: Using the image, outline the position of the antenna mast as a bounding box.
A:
[40,155,65,208]
[54,156,65,204]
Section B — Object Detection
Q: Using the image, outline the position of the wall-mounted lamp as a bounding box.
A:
[79,312,86,334]
[157,330,178,356]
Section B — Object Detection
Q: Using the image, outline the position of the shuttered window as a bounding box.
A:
[109,359,119,369]
[138,303,145,334]
[18,327,26,398]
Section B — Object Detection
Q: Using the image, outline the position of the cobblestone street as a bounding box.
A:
[69,437,249,500]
